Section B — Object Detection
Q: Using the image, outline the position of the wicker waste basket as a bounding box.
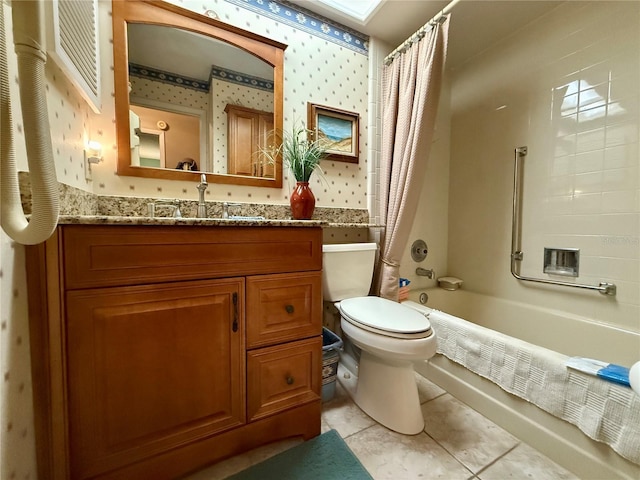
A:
[321,327,343,402]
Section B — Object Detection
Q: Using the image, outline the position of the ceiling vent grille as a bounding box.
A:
[47,0,101,113]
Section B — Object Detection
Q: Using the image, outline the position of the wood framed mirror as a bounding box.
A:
[113,0,286,187]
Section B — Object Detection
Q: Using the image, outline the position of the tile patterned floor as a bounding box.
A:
[185,375,578,480]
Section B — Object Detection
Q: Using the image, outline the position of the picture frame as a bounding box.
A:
[307,103,359,163]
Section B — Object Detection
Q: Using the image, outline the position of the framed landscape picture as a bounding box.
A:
[307,103,359,163]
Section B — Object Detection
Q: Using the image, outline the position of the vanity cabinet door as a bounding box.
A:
[246,272,322,349]
[65,278,245,479]
[247,336,321,422]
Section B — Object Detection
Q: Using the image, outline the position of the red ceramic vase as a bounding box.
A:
[290,182,316,220]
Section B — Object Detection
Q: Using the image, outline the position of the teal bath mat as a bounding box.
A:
[227,429,373,480]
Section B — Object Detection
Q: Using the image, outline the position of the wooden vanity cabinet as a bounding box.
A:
[26,224,323,480]
[246,272,322,422]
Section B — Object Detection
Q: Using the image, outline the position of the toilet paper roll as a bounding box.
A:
[630,361,640,397]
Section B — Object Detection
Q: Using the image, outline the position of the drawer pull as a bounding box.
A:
[285,304,294,314]
[232,292,238,333]
[286,376,294,385]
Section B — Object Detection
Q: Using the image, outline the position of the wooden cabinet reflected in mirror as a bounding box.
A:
[113,0,286,188]
[225,104,273,178]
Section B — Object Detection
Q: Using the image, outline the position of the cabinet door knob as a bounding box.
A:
[285,304,294,314]
[286,376,294,385]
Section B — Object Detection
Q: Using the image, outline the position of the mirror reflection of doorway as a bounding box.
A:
[130,104,201,170]
[138,129,166,168]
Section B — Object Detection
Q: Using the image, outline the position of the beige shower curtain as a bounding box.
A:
[373,18,449,301]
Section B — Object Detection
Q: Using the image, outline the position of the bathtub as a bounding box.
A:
[408,288,640,480]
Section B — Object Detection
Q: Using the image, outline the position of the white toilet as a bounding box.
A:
[322,243,437,435]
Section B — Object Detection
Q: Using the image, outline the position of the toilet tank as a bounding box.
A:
[322,243,378,301]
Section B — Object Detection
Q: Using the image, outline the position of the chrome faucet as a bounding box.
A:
[148,200,182,218]
[416,267,435,279]
[222,202,241,219]
[196,173,208,218]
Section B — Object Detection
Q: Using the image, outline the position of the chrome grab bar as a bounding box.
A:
[510,147,616,296]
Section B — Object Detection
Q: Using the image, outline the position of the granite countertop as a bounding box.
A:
[57,216,384,228]
[57,215,328,227]
[326,222,384,228]
[19,173,378,228]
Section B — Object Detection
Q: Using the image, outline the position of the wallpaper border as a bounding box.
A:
[129,63,274,92]
[129,63,210,92]
[224,0,369,56]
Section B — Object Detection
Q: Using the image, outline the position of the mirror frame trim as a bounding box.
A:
[113,0,286,188]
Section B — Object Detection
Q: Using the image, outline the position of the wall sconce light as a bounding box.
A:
[84,140,103,180]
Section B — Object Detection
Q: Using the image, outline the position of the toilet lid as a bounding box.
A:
[339,296,432,337]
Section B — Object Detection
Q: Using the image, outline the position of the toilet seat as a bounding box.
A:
[339,296,432,339]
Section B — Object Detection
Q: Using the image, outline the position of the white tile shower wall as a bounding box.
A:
[89,0,370,208]
[449,2,639,332]
[367,38,390,226]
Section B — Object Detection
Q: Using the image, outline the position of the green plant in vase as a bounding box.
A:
[263,122,327,219]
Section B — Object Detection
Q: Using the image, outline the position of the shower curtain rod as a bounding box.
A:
[383,0,461,65]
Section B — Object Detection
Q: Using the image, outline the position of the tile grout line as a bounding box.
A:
[420,428,476,478]
[472,442,521,478]
[419,392,519,479]
[340,422,379,442]
[333,383,523,478]
[420,390,447,406]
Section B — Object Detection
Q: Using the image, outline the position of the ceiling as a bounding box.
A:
[128,1,562,82]
[128,24,274,81]
[288,0,562,69]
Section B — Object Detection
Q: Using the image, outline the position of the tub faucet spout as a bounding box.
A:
[196,174,208,218]
[416,267,435,279]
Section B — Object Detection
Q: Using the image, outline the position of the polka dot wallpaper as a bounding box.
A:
[0,235,37,480]
[2,4,91,479]
[1,1,373,478]
[130,75,210,111]
[85,0,371,206]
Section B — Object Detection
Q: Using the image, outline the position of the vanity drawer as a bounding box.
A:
[62,225,322,289]
[246,272,322,349]
[247,337,321,422]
